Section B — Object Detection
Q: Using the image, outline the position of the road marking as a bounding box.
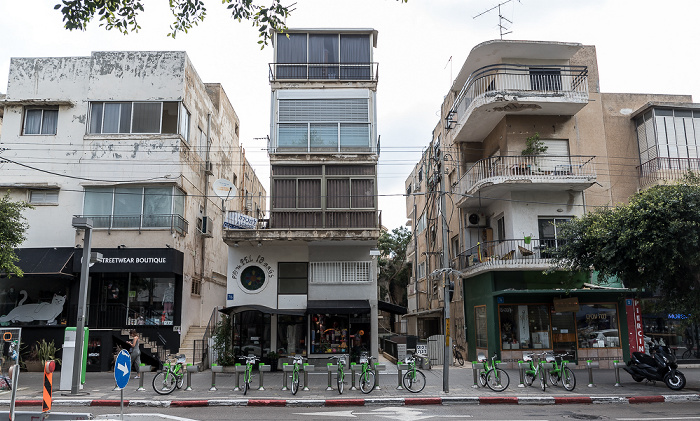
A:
[617,418,700,420]
[294,407,475,420]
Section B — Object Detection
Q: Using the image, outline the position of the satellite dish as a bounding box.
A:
[213,179,236,201]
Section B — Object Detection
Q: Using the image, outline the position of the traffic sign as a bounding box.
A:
[114,350,131,389]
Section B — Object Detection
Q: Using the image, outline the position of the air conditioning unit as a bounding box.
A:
[466,212,486,227]
[197,216,213,237]
[204,161,214,175]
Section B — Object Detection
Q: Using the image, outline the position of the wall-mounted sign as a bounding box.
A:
[626,298,645,353]
[553,297,580,312]
[224,211,257,229]
[230,254,275,295]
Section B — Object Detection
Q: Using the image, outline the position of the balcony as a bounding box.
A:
[269,62,379,83]
[269,210,380,229]
[447,64,589,143]
[455,155,596,208]
[638,157,700,188]
[452,238,563,275]
[77,214,188,236]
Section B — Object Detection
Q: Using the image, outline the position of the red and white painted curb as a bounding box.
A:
[2,394,698,407]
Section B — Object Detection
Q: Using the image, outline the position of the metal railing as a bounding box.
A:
[310,261,372,283]
[448,63,588,129]
[194,306,221,369]
[269,62,379,82]
[77,214,188,235]
[269,210,381,229]
[457,155,596,194]
[452,238,565,272]
[638,157,700,188]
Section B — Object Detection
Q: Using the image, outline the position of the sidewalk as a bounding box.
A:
[1,361,698,407]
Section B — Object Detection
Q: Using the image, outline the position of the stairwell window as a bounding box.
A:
[88,101,181,134]
[29,189,59,205]
[23,108,58,135]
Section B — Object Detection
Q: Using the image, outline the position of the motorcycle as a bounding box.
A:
[623,341,686,390]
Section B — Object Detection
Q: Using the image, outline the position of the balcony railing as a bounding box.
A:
[269,210,381,229]
[447,63,588,129]
[458,155,596,194]
[638,157,700,188]
[310,261,372,284]
[453,238,564,273]
[269,62,379,82]
[77,214,188,236]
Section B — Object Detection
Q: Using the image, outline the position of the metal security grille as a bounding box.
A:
[309,261,371,283]
[279,99,369,122]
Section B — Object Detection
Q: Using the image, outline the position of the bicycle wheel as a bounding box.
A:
[539,369,547,391]
[682,348,692,359]
[478,371,487,387]
[359,370,376,394]
[337,370,344,394]
[524,372,534,386]
[176,369,185,389]
[547,369,560,386]
[485,368,510,392]
[152,371,177,395]
[561,367,576,391]
[455,351,464,366]
[403,370,426,393]
[291,370,299,395]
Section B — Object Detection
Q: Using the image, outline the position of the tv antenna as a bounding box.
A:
[473,0,521,40]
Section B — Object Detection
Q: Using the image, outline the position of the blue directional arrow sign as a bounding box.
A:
[114,349,131,389]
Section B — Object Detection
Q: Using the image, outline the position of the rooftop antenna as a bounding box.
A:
[473,0,521,40]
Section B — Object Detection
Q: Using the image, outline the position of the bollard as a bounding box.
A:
[185,364,198,391]
[471,362,480,388]
[137,364,151,391]
[281,363,293,391]
[397,363,409,390]
[613,360,625,387]
[303,364,315,391]
[350,363,358,391]
[210,365,223,391]
[586,360,599,387]
[374,363,386,390]
[518,361,527,388]
[43,360,55,414]
[234,363,245,391]
[258,362,271,391]
[326,363,336,391]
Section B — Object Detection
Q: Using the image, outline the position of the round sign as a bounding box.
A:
[212,179,236,201]
[114,349,132,389]
[240,266,266,292]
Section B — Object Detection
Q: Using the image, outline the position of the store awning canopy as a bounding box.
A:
[2,248,75,278]
[220,305,306,316]
[378,300,407,315]
[494,287,632,296]
[306,300,371,315]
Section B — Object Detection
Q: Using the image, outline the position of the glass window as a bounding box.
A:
[499,304,551,350]
[233,311,271,358]
[310,124,338,149]
[538,217,570,257]
[277,315,307,356]
[311,314,349,354]
[340,34,371,80]
[83,186,184,230]
[577,304,620,348]
[278,262,308,294]
[475,306,488,348]
[89,101,183,134]
[29,190,59,205]
[143,187,172,227]
[278,124,308,149]
[23,108,58,135]
[161,102,178,134]
[113,187,143,228]
[127,275,176,326]
[340,124,370,149]
[179,104,190,143]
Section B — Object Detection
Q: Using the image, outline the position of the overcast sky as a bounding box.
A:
[1,0,698,230]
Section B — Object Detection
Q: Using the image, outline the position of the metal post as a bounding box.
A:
[234,366,241,392]
[613,360,623,387]
[396,364,404,390]
[350,363,357,391]
[281,364,289,391]
[471,362,480,388]
[438,144,451,394]
[210,367,217,391]
[137,371,145,391]
[327,364,333,391]
[518,361,526,387]
[303,365,310,391]
[72,217,93,395]
[185,366,193,391]
[587,360,598,387]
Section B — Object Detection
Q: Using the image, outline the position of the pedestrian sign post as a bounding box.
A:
[114,349,130,421]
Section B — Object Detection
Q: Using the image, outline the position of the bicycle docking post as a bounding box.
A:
[210,365,223,391]
[184,364,198,391]
[397,362,409,390]
[349,363,358,390]
[234,363,245,391]
[258,363,271,391]
[303,363,314,391]
[470,361,480,388]
[517,361,527,388]
[612,360,624,387]
[374,363,386,390]
[281,363,293,391]
[137,364,150,391]
[326,363,336,391]
[586,360,599,387]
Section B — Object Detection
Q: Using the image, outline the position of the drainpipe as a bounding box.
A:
[200,112,212,327]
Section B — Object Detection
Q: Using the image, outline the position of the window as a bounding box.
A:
[530,68,562,91]
[576,304,620,348]
[179,104,190,143]
[496,216,505,243]
[88,101,181,135]
[538,217,570,257]
[278,262,308,294]
[415,211,427,235]
[499,304,551,350]
[475,306,488,349]
[327,178,374,209]
[128,276,176,326]
[277,315,307,356]
[417,261,426,280]
[83,186,186,233]
[23,108,58,135]
[29,189,58,205]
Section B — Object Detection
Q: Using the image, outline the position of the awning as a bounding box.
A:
[495,288,632,296]
[2,248,75,278]
[378,300,408,315]
[220,305,306,316]
[306,300,371,315]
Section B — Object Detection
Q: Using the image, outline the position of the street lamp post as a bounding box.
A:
[71,217,93,395]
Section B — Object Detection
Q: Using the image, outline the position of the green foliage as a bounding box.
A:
[0,193,33,277]
[32,339,62,365]
[54,0,408,47]
[521,132,548,156]
[377,226,412,307]
[552,172,700,324]
[213,313,235,366]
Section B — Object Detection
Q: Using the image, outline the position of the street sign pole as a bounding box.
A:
[71,217,93,395]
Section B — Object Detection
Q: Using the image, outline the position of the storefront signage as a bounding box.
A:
[626,298,645,353]
[231,254,275,281]
[73,248,183,274]
[224,212,257,229]
[553,297,580,312]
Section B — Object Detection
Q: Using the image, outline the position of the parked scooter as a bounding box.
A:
[624,341,686,390]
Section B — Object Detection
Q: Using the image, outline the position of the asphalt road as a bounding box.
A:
[72,402,700,421]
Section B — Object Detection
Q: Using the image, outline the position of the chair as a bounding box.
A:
[518,245,534,257]
[501,250,515,260]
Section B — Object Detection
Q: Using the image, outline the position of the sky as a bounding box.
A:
[1,0,699,231]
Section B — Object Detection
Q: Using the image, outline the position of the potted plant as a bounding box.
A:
[519,132,548,173]
[212,314,236,369]
[24,339,61,372]
[265,351,279,371]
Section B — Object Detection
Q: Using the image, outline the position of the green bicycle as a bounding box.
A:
[358,352,376,394]
[476,352,510,392]
[152,354,186,395]
[402,353,426,393]
[523,352,548,392]
[329,355,347,394]
[239,355,260,395]
[290,355,306,395]
[546,352,576,391]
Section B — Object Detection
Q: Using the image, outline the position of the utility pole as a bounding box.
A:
[438,142,451,393]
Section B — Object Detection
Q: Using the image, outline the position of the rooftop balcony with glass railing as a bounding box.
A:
[446,64,589,143]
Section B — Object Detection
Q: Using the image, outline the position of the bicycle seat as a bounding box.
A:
[477,353,486,362]
[545,354,555,363]
[176,354,186,363]
[523,353,533,362]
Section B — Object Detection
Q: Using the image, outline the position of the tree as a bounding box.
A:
[0,193,32,278]
[377,226,411,307]
[54,0,408,47]
[551,173,700,325]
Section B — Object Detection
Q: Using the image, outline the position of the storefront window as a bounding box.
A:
[127,275,176,326]
[277,315,307,356]
[311,314,349,354]
[233,311,271,357]
[475,306,488,349]
[499,304,551,349]
[576,304,620,348]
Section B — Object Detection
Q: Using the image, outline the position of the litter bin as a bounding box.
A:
[59,327,88,391]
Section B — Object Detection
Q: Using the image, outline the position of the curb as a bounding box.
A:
[5,394,698,407]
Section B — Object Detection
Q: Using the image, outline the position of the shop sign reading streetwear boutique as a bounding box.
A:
[74,248,183,274]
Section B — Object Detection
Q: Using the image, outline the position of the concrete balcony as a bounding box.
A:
[452,238,562,276]
[455,155,597,208]
[447,63,589,143]
[638,157,700,188]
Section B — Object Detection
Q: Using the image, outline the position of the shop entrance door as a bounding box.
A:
[90,274,128,327]
[233,311,271,358]
[551,311,578,364]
